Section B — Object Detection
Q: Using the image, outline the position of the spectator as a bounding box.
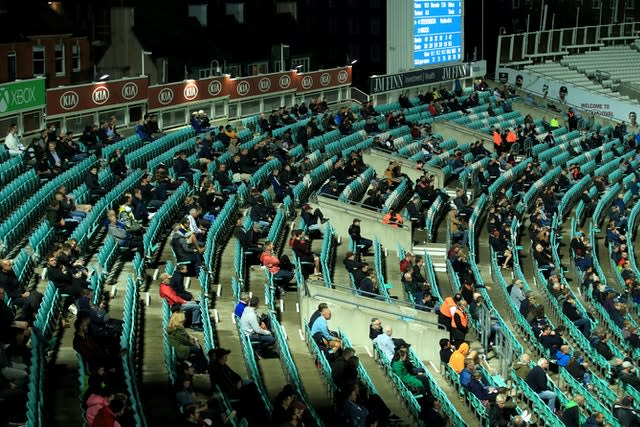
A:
[331,347,359,391]
[4,124,24,156]
[513,353,532,379]
[619,361,640,390]
[348,219,372,255]
[526,358,557,411]
[85,165,108,197]
[239,296,275,357]
[108,149,127,179]
[91,396,126,427]
[234,292,250,318]
[373,326,396,361]
[561,394,584,427]
[170,224,204,274]
[207,348,267,424]
[439,338,454,364]
[260,241,294,291]
[159,273,203,331]
[369,318,383,340]
[459,359,475,388]
[450,299,469,348]
[613,397,640,426]
[468,371,499,402]
[169,264,193,302]
[562,297,591,337]
[0,258,42,322]
[289,230,321,277]
[343,251,362,278]
[509,279,526,311]
[382,209,403,228]
[309,305,342,354]
[391,348,429,394]
[165,311,207,373]
[448,342,470,374]
[300,204,327,236]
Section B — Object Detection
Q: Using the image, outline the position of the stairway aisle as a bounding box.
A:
[382,245,406,301]
[278,289,335,424]
[138,247,181,425]
[46,260,85,426]
[356,353,416,426]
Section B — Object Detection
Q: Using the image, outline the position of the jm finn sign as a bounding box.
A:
[369,63,471,94]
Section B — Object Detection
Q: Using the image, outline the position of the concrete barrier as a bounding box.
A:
[300,282,447,364]
[310,196,413,250]
[362,149,444,189]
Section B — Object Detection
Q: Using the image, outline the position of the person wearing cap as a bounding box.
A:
[239,296,275,356]
[159,273,203,331]
[348,219,372,256]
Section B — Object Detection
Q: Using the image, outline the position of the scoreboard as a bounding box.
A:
[413,0,463,67]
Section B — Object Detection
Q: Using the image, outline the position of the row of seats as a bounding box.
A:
[26,281,62,426]
[0,155,96,257]
[144,182,190,260]
[338,166,376,204]
[0,154,26,185]
[126,128,196,170]
[72,170,144,253]
[0,167,38,222]
[120,275,147,426]
[372,238,392,302]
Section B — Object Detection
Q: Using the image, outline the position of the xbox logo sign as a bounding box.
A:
[0,88,9,113]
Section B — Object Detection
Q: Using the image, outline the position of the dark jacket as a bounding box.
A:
[526,366,548,393]
[561,400,581,427]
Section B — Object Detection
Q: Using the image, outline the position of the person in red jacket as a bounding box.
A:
[260,241,294,283]
[91,396,125,427]
[159,273,203,331]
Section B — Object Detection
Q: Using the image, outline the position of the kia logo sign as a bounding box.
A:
[184,83,198,101]
[92,86,110,105]
[337,70,349,83]
[208,80,222,96]
[121,82,139,100]
[59,90,79,110]
[258,78,271,93]
[320,73,331,87]
[301,76,313,90]
[237,81,250,96]
[158,88,174,105]
[279,75,291,89]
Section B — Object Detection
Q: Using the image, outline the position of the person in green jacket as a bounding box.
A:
[561,394,584,427]
[167,311,207,373]
[390,348,429,395]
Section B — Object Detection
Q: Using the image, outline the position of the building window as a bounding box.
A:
[575,0,583,5]
[370,17,381,35]
[248,62,268,75]
[625,0,634,8]
[8,51,16,81]
[291,57,310,72]
[32,46,45,76]
[513,0,520,8]
[55,43,65,76]
[72,44,81,72]
[592,0,601,8]
[370,44,381,63]
[348,16,360,35]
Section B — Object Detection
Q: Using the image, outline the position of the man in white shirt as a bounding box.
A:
[187,208,206,243]
[373,326,396,361]
[4,124,24,156]
[239,296,275,356]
